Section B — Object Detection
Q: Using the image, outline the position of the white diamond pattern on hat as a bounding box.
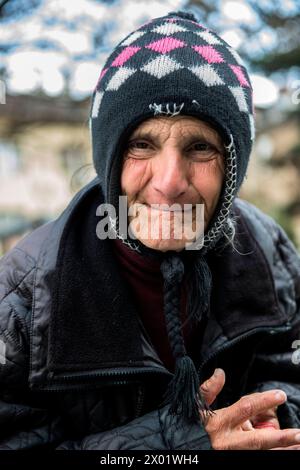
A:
[229,86,248,112]
[227,47,245,66]
[91,91,104,118]
[141,55,183,79]
[249,114,255,140]
[120,31,146,46]
[189,64,224,86]
[195,31,222,45]
[151,23,187,35]
[106,67,136,91]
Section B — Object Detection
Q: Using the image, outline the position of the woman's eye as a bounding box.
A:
[125,140,153,159]
[188,142,220,160]
[192,143,210,151]
[190,142,214,152]
[129,141,149,149]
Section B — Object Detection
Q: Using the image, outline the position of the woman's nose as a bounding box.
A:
[151,149,190,200]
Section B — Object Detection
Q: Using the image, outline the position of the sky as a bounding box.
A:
[0,0,294,107]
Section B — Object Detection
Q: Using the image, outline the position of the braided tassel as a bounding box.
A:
[161,355,210,424]
[160,255,211,424]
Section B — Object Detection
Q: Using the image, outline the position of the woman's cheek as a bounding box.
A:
[193,160,224,195]
[121,158,150,197]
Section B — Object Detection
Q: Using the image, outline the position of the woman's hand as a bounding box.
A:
[204,390,300,449]
[200,368,280,431]
[199,370,300,450]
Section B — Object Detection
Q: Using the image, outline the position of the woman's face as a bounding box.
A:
[121,115,225,251]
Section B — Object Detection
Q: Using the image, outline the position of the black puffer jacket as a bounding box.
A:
[0,178,300,450]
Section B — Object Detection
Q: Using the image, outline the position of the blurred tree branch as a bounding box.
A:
[188,0,300,72]
[0,0,41,20]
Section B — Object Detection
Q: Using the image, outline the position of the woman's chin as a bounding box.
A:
[127,212,205,251]
[136,237,191,252]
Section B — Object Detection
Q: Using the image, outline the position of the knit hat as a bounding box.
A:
[90,10,254,423]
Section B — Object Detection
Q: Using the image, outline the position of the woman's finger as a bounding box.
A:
[200,368,226,406]
[228,390,287,428]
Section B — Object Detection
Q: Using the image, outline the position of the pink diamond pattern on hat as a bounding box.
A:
[195,31,222,45]
[193,45,224,63]
[111,46,141,67]
[141,55,183,78]
[106,67,136,91]
[146,37,186,54]
[100,68,108,79]
[151,23,187,35]
[229,65,250,87]
[189,64,224,86]
[98,67,108,84]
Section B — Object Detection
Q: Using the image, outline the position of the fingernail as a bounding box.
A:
[274,391,287,401]
[214,368,223,377]
[295,433,300,443]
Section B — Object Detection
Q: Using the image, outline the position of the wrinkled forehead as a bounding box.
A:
[129,115,224,144]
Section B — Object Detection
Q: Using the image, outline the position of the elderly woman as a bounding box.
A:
[0,11,300,451]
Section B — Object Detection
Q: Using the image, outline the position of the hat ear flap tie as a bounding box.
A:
[160,255,211,424]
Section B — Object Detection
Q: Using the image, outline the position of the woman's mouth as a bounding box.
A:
[137,202,195,213]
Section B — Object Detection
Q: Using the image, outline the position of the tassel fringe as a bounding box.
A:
[160,355,212,424]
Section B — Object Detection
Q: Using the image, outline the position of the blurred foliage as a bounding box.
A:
[0,0,42,20]
[188,0,300,72]
[1,0,300,74]
[1,0,299,92]
[248,1,300,72]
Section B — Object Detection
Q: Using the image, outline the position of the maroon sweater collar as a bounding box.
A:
[112,238,198,372]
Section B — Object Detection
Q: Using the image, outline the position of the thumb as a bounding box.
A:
[200,368,226,406]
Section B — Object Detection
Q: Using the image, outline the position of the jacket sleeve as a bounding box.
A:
[0,246,66,449]
[57,406,212,450]
[245,223,300,429]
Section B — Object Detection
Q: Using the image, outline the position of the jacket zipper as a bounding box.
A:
[37,367,169,419]
[51,366,172,381]
[36,323,291,418]
[37,366,172,391]
[39,323,291,390]
[134,384,145,418]
[197,322,292,378]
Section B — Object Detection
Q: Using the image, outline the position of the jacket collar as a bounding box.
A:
[47,180,161,373]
